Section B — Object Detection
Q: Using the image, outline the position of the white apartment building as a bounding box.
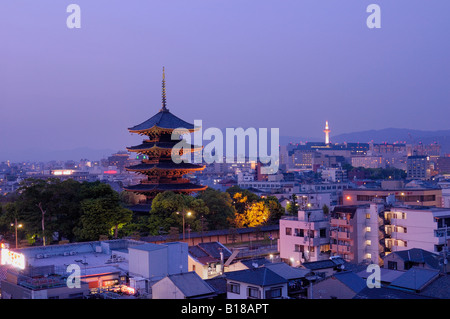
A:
[383,206,450,254]
[321,168,348,183]
[279,209,331,266]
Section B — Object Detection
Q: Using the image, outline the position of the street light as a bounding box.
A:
[177,210,192,241]
[11,218,23,249]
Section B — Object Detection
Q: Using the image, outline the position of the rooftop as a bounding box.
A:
[390,267,441,291]
[225,267,287,286]
[163,271,217,298]
[128,109,196,133]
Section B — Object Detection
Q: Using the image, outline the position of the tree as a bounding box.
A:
[286,194,299,216]
[234,201,271,228]
[147,191,209,236]
[196,188,235,230]
[263,196,284,223]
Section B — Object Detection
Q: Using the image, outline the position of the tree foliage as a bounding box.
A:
[0,179,133,244]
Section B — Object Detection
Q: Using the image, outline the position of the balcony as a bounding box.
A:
[331,244,351,253]
[331,219,350,227]
[331,230,351,240]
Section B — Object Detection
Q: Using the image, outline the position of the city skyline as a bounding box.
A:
[1,1,449,162]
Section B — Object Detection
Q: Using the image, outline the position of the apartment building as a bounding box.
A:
[342,187,442,207]
[382,206,450,255]
[279,209,331,266]
[329,203,384,264]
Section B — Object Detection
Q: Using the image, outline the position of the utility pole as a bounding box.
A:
[37,203,46,246]
[444,224,448,274]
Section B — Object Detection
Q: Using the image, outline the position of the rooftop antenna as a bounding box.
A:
[161,66,168,112]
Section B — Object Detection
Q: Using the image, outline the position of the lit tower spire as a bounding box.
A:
[161,66,168,112]
[324,120,331,144]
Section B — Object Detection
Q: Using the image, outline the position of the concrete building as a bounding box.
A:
[342,187,443,207]
[128,242,188,294]
[279,209,331,266]
[321,168,348,183]
[300,182,349,206]
[351,155,386,169]
[0,239,144,299]
[329,203,384,264]
[382,206,450,255]
[407,155,430,180]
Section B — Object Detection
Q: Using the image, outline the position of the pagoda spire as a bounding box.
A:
[161,66,168,112]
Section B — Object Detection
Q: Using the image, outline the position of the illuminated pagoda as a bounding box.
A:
[124,68,207,202]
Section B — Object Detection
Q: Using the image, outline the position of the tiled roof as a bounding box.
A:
[331,271,367,293]
[225,267,287,286]
[128,109,195,132]
[390,267,440,291]
[392,248,442,270]
[124,182,207,192]
[126,162,205,171]
[165,272,216,298]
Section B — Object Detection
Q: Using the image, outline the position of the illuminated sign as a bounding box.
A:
[52,170,74,176]
[103,170,117,174]
[1,248,25,269]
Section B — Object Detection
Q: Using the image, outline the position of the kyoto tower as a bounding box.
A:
[324,121,331,144]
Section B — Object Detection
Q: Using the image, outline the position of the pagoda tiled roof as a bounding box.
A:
[127,141,202,151]
[128,109,195,132]
[126,162,205,171]
[124,182,207,192]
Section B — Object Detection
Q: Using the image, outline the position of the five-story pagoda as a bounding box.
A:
[124,68,207,202]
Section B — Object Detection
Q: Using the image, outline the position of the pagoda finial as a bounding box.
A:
[161,66,168,112]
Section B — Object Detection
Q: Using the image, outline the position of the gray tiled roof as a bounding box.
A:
[128,109,195,132]
[265,262,310,280]
[332,271,367,293]
[390,267,440,291]
[392,248,442,270]
[354,286,435,299]
[166,272,216,298]
[225,267,287,286]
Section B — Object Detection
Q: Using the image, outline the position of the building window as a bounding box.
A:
[319,228,327,238]
[388,261,398,270]
[285,227,292,236]
[227,282,240,294]
[294,228,304,237]
[320,244,330,253]
[247,286,260,299]
[266,287,282,299]
[365,227,371,232]
[365,213,371,219]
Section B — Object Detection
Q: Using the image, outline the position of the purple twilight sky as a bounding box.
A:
[0,0,449,161]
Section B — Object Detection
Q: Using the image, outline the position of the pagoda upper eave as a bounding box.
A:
[124,183,207,193]
[126,142,203,153]
[128,125,198,136]
[125,162,205,172]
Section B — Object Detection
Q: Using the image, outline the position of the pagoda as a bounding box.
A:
[124,68,207,202]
